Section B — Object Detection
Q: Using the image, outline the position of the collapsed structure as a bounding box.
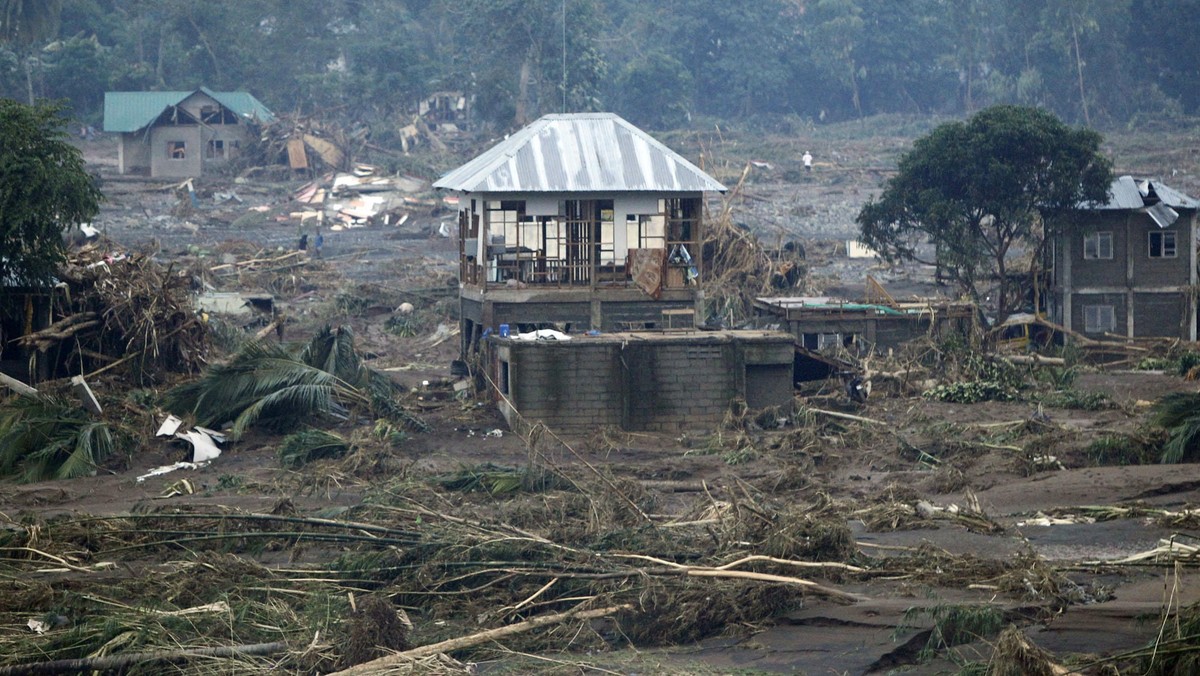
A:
[103,88,274,178]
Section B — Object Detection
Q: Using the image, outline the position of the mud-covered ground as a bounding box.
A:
[3,123,1200,674]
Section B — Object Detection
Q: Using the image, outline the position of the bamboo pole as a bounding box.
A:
[0,641,288,675]
[329,604,631,675]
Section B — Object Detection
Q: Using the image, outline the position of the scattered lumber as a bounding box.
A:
[329,604,631,675]
[0,641,289,675]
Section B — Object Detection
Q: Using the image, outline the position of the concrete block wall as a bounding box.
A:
[502,342,624,430]
[494,332,793,434]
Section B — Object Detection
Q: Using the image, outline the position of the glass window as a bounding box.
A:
[206,139,225,159]
[1084,305,1115,333]
[1084,232,1112,260]
[1149,231,1177,258]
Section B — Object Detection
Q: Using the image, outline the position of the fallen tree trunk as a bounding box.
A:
[0,641,289,675]
[329,604,631,675]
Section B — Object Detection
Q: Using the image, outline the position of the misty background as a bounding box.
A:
[3,1,1196,142]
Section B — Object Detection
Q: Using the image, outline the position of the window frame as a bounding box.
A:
[1083,231,1113,260]
[206,139,226,159]
[1083,304,1116,334]
[167,140,187,160]
[1148,230,1177,259]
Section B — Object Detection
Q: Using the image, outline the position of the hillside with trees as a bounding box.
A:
[2,0,1198,139]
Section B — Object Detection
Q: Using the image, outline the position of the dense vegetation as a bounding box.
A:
[2,0,1198,135]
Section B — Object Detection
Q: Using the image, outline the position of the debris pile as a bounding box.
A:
[18,244,208,383]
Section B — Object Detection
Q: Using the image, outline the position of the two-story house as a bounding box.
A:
[1048,175,1200,340]
[434,114,797,433]
[433,112,727,357]
[103,88,274,178]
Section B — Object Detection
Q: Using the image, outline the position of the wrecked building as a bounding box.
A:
[103,88,274,178]
[492,330,795,433]
[1047,176,1200,340]
[433,112,727,355]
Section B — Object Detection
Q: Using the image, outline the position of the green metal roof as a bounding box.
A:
[103,87,274,133]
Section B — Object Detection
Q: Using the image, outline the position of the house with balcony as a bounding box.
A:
[433,112,727,357]
[1047,175,1200,340]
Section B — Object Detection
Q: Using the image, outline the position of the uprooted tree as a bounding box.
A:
[855,104,1113,324]
[0,98,101,286]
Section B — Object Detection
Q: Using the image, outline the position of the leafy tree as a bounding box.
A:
[612,51,693,129]
[0,99,101,286]
[856,105,1112,323]
[1,0,62,103]
[666,0,794,118]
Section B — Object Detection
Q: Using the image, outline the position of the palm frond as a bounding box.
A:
[166,324,418,439]
[1152,392,1200,463]
[0,396,116,482]
[278,429,350,469]
[231,383,342,439]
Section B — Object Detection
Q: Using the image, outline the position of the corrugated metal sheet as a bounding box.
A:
[103,88,274,133]
[1090,175,1199,210]
[433,113,726,193]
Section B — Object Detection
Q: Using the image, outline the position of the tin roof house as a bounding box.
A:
[435,114,799,434]
[103,88,274,178]
[1047,175,1200,340]
[434,112,727,357]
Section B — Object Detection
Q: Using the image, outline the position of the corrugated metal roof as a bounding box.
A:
[103,88,274,133]
[433,113,726,193]
[1090,175,1199,210]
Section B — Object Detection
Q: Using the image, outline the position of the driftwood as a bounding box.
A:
[15,313,99,351]
[329,604,631,675]
[208,250,306,272]
[1000,354,1066,366]
[0,373,38,398]
[0,641,289,675]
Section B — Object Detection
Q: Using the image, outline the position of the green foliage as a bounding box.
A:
[0,99,101,286]
[0,395,117,482]
[924,381,1017,404]
[898,603,1006,662]
[371,420,408,447]
[383,315,420,338]
[857,105,1113,321]
[164,325,423,439]
[1139,351,1200,376]
[279,429,350,469]
[1086,435,1155,466]
[1035,388,1110,411]
[1151,392,1200,463]
[612,51,693,130]
[434,463,571,495]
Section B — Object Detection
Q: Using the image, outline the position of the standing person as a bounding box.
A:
[298,233,308,251]
[803,151,813,172]
[315,230,324,258]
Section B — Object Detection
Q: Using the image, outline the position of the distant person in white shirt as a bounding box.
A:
[803,151,813,171]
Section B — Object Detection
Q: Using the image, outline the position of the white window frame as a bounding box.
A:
[206,139,226,159]
[1083,305,1115,333]
[1148,230,1177,258]
[1083,231,1113,260]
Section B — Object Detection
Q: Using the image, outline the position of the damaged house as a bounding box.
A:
[1047,176,1200,340]
[435,113,795,432]
[103,88,274,178]
[434,112,727,352]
